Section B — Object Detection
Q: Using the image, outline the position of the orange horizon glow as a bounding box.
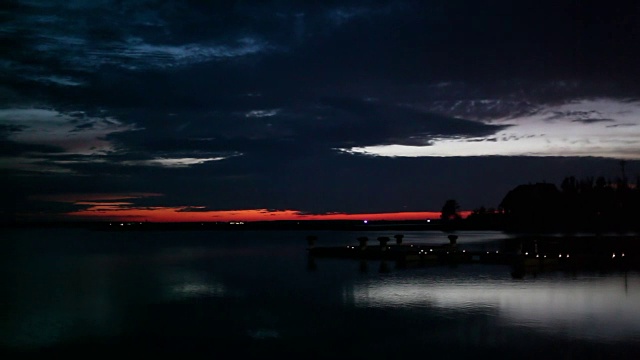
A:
[65,206,472,222]
[34,193,472,222]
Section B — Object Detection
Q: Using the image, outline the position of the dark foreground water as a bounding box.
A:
[2,228,639,359]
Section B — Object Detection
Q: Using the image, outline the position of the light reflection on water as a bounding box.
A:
[346,265,640,342]
[2,228,640,356]
[160,267,227,300]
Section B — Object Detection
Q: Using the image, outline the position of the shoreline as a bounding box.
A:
[3,219,640,234]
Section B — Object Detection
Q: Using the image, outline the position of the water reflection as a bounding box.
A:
[1,250,229,349]
[161,267,226,300]
[345,266,640,342]
[1,255,123,348]
[4,228,640,356]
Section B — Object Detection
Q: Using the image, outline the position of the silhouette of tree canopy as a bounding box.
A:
[495,174,640,232]
[556,174,639,231]
[465,205,504,229]
[499,183,561,231]
[431,170,639,232]
[440,199,461,221]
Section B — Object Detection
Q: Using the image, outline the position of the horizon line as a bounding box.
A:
[16,209,473,223]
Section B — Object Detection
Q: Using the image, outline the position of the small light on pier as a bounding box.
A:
[559,254,562,258]
[622,253,625,257]
[536,255,539,258]
[462,250,466,253]
[612,253,616,259]
[525,252,528,255]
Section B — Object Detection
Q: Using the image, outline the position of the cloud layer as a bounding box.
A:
[2,0,640,220]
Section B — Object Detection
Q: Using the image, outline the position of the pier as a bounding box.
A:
[306,234,640,276]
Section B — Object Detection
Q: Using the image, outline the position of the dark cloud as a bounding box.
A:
[175,206,212,213]
[606,123,637,128]
[70,122,96,132]
[0,139,65,156]
[0,124,27,133]
[102,95,509,162]
[313,97,510,146]
[571,119,616,124]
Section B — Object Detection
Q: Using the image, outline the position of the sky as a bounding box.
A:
[2,0,640,222]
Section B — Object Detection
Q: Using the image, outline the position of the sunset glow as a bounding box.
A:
[66,207,459,222]
[29,193,469,222]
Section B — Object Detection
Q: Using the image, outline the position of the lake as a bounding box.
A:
[2,228,639,358]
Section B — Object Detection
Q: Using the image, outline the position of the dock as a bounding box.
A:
[306,234,639,276]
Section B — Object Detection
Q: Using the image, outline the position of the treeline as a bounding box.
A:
[463,175,640,232]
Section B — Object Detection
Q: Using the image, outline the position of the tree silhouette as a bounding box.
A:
[465,205,505,229]
[500,183,561,231]
[495,174,640,232]
[440,199,461,221]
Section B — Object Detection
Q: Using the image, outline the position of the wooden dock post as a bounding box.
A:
[378,236,390,251]
[394,234,404,245]
[357,236,369,250]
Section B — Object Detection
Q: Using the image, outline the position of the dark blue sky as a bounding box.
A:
[1,0,639,221]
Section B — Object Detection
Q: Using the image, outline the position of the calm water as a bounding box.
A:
[2,228,639,358]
